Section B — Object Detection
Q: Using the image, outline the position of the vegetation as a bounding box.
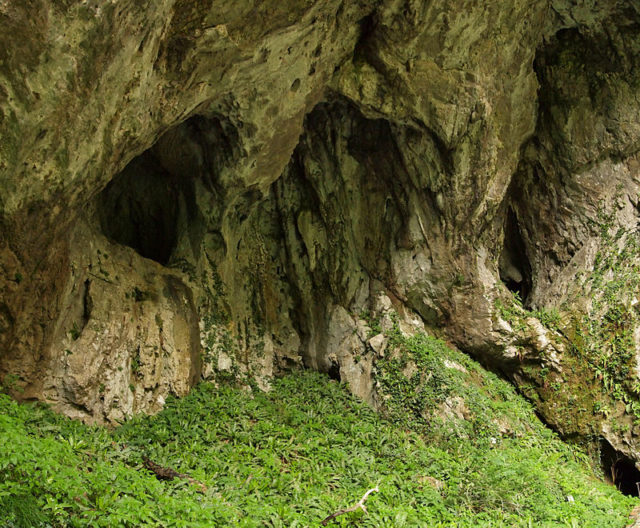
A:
[0,331,637,528]
[567,200,640,420]
[494,291,562,335]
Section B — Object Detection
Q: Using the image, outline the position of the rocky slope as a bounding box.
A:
[2,0,640,477]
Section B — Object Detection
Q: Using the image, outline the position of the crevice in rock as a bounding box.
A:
[0,302,14,337]
[328,360,341,382]
[353,13,377,60]
[600,438,640,497]
[499,209,532,303]
[80,278,92,333]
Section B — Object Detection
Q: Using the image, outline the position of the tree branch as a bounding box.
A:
[142,456,207,493]
[321,487,379,526]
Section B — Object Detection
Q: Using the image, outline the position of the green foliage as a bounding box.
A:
[567,197,640,419]
[531,307,562,332]
[0,373,22,394]
[374,330,638,525]
[68,322,80,341]
[490,194,640,431]
[494,295,527,333]
[359,310,382,337]
[131,348,141,376]
[0,361,636,527]
[495,290,563,335]
[0,493,48,527]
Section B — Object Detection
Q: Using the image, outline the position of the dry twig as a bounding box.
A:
[321,487,379,526]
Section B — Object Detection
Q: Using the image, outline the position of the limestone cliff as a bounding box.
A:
[2,0,640,468]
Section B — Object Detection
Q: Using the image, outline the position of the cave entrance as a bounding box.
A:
[499,209,532,303]
[601,439,640,497]
[328,360,341,382]
[97,150,183,265]
[96,114,241,265]
[95,113,240,266]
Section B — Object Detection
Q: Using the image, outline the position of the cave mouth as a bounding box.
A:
[97,149,183,265]
[499,209,532,303]
[96,113,240,266]
[327,360,341,382]
[601,439,640,497]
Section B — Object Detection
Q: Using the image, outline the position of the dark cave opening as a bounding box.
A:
[499,209,532,303]
[601,439,640,497]
[96,114,241,265]
[97,149,183,265]
[328,360,341,382]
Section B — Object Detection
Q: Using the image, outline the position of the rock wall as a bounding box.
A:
[2,0,640,465]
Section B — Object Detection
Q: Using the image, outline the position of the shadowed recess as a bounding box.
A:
[97,150,182,265]
[499,209,532,303]
[601,438,640,497]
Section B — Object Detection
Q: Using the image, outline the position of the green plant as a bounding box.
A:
[531,307,562,331]
[494,295,527,333]
[69,322,80,341]
[564,201,640,420]
[0,363,636,527]
[359,309,382,337]
[131,348,141,375]
[0,374,22,394]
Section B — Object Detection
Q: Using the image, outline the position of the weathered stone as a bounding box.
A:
[437,395,471,423]
[2,0,640,472]
[368,334,387,357]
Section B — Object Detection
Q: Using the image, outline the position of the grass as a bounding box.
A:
[0,334,637,527]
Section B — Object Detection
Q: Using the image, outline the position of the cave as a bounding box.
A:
[5,1,640,524]
[95,114,238,265]
[97,149,183,265]
[601,439,640,497]
[327,360,341,382]
[499,209,533,303]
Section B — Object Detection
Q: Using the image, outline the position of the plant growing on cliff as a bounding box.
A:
[531,307,562,331]
[68,322,81,341]
[0,373,22,395]
[564,198,640,420]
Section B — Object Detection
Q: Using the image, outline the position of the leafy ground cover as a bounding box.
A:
[0,334,637,527]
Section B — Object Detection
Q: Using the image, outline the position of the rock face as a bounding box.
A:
[2,0,640,466]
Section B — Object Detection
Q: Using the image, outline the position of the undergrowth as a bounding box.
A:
[0,336,637,527]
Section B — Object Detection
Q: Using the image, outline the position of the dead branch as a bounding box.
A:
[321,487,379,526]
[142,456,207,493]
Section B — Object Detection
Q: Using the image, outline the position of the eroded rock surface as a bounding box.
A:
[2,0,640,471]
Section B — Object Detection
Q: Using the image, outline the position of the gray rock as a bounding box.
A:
[1,0,640,470]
